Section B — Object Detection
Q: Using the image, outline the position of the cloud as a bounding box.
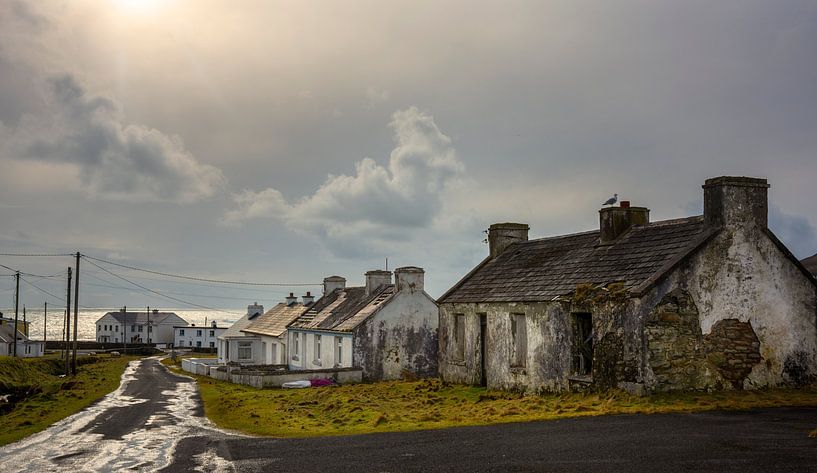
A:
[2,75,225,203]
[225,106,466,255]
[769,205,817,259]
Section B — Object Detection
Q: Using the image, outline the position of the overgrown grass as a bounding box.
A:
[0,354,140,446]
[184,373,817,438]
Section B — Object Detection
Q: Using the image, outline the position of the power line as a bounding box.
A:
[0,263,65,279]
[20,277,66,303]
[82,258,241,316]
[0,253,73,257]
[82,254,320,287]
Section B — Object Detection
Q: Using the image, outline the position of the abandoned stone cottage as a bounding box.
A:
[287,267,439,381]
[438,176,817,393]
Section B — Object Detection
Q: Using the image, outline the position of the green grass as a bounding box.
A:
[177,370,817,438]
[0,354,141,446]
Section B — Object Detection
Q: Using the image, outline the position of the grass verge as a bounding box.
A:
[162,355,817,438]
[0,354,140,446]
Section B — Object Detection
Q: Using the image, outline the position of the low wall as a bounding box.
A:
[206,365,363,389]
[181,358,219,376]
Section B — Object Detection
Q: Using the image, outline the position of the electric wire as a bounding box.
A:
[0,263,66,279]
[82,258,242,316]
[82,254,320,287]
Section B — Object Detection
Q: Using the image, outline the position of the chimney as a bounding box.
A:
[703,176,769,228]
[285,293,298,305]
[247,301,264,316]
[323,276,346,295]
[394,266,424,293]
[365,270,392,296]
[599,202,650,244]
[488,223,529,258]
[302,291,314,305]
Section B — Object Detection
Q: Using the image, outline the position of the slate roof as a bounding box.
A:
[288,285,396,332]
[802,253,817,276]
[440,216,717,303]
[103,311,185,325]
[219,313,259,339]
[242,302,306,338]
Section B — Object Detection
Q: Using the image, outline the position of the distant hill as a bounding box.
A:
[802,253,817,276]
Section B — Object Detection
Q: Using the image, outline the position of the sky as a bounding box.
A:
[1,0,816,312]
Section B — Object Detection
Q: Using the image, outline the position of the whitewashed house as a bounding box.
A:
[240,293,312,365]
[95,308,187,345]
[217,302,264,364]
[174,321,227,349]
[0,316,44,357]
[287,268,438,381]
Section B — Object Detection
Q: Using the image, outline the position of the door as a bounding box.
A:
[479,314,487,387]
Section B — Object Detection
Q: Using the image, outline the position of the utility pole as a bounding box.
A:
[43,302,47,348]
[146,306,150,344]
[123,305,127,355]
[13,271,19,357]
[23,305,26,330]
[71,252,79,375]
[65,268,72,372]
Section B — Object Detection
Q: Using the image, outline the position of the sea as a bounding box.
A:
[0,308,243,342]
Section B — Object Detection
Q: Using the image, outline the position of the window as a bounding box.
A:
[314,334,322,363]
[148,326,152,333]
[197,330,202,337]
[115,325,119,332]
[335,337,343,366]
[271,343,278,364]
[131,325,136,332]
[188,341,192,347]
[196,341,202,347]
[209,330,215,337]
[510,313,527,368]
[238,341,252,361]
[454,314,465,361]
[138,326,143,332]
[98,325,101,331]
[572,313,593,376]
[294,333,300,354]
[179,329,185,336]
[209,342,215,348]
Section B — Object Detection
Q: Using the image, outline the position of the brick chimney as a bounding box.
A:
[488,223,529,258]
[365,270,392,296]
[394,266,424,293]
[323,276,346,295]
[599,201,650,244]
[703,176,769,228]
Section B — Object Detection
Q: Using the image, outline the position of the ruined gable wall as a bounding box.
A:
[643,227,817,390]
[353,292,438,381]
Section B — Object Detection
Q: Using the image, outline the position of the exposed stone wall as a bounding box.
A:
[704,319,761,388]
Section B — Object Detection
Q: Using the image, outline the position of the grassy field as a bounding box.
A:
[0,354,140,446]
[162,355,817,438]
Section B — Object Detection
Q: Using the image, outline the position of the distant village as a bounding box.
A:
[4,176,817,395]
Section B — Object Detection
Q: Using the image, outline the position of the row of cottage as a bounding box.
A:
[213,176,817,393]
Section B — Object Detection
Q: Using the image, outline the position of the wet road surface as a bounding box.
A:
[0,357,237,472]
[2,358,816,472]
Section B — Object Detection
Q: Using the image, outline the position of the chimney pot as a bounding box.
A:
[620,200,630,208]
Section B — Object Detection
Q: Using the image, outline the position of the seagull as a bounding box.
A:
[603,193,618,206]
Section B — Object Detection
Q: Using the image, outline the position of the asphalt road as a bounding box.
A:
[1,357,816,472]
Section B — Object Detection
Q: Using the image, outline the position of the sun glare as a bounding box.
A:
[114,0,164,15]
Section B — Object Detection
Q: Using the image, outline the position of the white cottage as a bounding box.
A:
[217,302,264,364]
[95,308,187,345]
[0,316,44,357]
[240,294,312,365]
[287,267,438,381]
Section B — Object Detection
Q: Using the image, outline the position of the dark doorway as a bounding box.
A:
[479,314,487,386]
[572,313,593,376]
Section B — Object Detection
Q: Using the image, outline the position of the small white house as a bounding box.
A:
[217,302,265,364]
[174,321,227,349]
[287,267,438,381]
[95,308,187,345]
[0,316,44,357]
[240,293,313,365]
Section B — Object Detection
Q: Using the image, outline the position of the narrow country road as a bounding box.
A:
[0,357,238,472]
[2,358,816,472]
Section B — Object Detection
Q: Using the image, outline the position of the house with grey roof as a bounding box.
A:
[438,176,817,394]
[217,302,264,364]
[96,309,187,346]
[287,267,438,381]
[0,315,44,357]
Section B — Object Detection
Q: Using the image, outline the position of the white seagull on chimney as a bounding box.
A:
[603,193,618,206]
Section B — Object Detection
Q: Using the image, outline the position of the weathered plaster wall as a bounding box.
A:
[647,226,817,389]
[354,291,438,381]
[439,297,643,393]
